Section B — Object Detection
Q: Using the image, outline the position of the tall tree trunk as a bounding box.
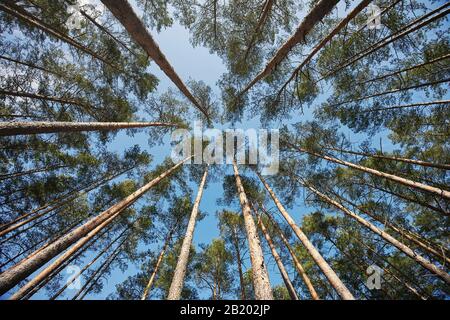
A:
[362,53,450,84]
[49,225,130,300]
[256,211,299,300]
[233,162,273,300]
[167,167,209,300]
[243,0,274,61]
[100,0,210,120]
[0,157,190,296]
[262,207,320,300]
[320,3,450,80]
[0,121,178,136]
[321,146,450,170]
[0,164,70,181]
[288,143,450,201]
[277,0,372,96]
[240,0,339,96]
[0,54,63,77]
[0,167,134,238]
[232,227,247,300]
[331,191,450,265]
[141,223,178,300]
[0,1,115,68]
[257,173,354,300]
[301,181,450,284]
[365,100,450,113]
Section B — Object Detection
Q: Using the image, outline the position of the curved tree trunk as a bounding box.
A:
[240,0,339,96]
[288,143,450,201]
[301,181,450,284]
[257,173,354,300]
[0,157,190,296]
[167,167,209,300]
[256,211,299,300]
[262,207,319,300]
[142,223,178,300]
[233,162,273,300]
[100,0,210,120]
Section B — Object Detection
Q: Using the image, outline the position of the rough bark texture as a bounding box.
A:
[240,0,339,95]
[256,212,299,300]
[257,173,354,300]
[262,208,320,300]
[303,182,450,284]
[100,0,209,120]
[0,121,178,136]
[289,144,450,200]
[233,162,273,300]
[167,167,209,300]
[0,158,190,296]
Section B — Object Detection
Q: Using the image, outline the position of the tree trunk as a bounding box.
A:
[331,191,450,265]
[0,167,134,238]
[256,211,299,300]
[233,162,273,300]
[262,207,319,300]
[277,0,372,96]
[257,173,354,300]
[0,1,115,68]
[320,3,450,80]
[0,164,70,181]
[0,157,190,296]
[0,54,63,77]
[167,167,209,300]
[0,121,178,136]
[141,223,178,300]
[288,143,450,201]
[365,100,450,113]
[240,0,339,96]
[100,0,209,120]
[49,225,130,300]
[302,181,450,284]
[243,0,274,61]
[232,227,247,300]
[322,146,450,170]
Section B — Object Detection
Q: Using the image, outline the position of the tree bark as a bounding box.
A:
[100,0,209,120]
[262,207,320,300]
[0,1,115,68]
[0,157,190,296]
[322,146,450,170]
[256,211,299,300]
[302,181,450,284]
[233,162,273,300]
[0,121,178,136]
[240,0,339,96]
[257,173,354,300]
[288,143,450,201]
[167,167,209,300]
[277,0,372,97]
[141,223,177,300]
